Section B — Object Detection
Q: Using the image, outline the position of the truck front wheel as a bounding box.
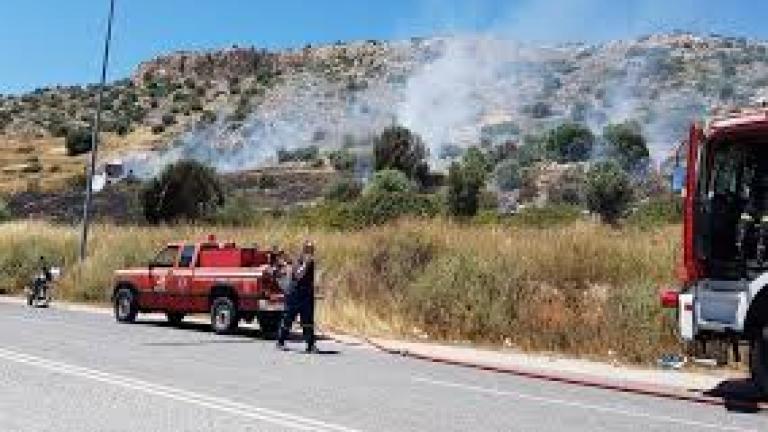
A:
[750,326,768,396]
[114,288,138,323]
[211,297,238,335]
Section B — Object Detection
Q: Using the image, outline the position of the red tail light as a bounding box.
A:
[660,290,679,309]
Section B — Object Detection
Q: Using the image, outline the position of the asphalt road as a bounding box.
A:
[1,302,767,432]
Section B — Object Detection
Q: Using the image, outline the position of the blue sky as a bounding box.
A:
[1,0,767,94]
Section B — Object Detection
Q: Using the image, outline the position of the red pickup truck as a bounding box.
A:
[111,235,285,335]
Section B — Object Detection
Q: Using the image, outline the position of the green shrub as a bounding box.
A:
[161,113,176,126]
[586,161,633,224]
[277,145,319,163]
[141,160,224,224]
[365,169,411,195]
[115,118,131,136]
[48,121,69,138]
[350,191,441,227]
[373,125,429,183]
[510,204,582,228]
[447,148,489,218]
[546,122,594,163]
[324,177,362,202]
[627,195,683,229]
[517,134,549,167]
[494,158,522,191]
[228,103,248,122]
[603,121,650,172]
[208,194,259,226]
[523,101,552,118]
[0,200,12,223]
[65,128,92,156]
[200,110,217,124]
[329,149,356,172]
[172,91,188,102]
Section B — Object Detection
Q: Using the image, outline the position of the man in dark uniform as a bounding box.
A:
[276,241,318,353]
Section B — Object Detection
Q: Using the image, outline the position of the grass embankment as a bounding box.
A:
[0,220,680,364]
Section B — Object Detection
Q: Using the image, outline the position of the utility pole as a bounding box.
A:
[79,0,115,261]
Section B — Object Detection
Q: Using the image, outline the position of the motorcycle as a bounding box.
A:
[25,267,60,308]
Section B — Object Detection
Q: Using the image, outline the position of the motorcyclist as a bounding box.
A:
[33,256,52,300]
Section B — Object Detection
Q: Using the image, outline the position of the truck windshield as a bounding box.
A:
[153,246,179,268]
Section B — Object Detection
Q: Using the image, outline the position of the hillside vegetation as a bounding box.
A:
[2,32,768,193]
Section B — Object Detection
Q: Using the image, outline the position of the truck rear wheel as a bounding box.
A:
[750,326,768,396]
[256,311,282,338]
[114,287,138,323]
[211,297,238,335]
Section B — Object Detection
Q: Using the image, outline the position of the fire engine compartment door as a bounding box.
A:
[145,246,180,309]
[167,244,197,311]
[695,280,748,332]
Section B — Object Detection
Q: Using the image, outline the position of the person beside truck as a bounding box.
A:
[276,241,318,353]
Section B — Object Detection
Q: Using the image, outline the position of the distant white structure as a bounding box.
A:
[91,159,135,192]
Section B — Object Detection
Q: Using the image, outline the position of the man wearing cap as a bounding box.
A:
[276,241,318,353]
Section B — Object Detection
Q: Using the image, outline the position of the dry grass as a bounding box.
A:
[0,220,682,364]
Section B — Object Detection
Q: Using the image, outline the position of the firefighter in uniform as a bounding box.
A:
[276,241,318,353]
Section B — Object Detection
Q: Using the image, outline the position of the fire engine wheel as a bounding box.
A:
[211,297,239,335]
[166,312,185,326]
[114,288,138,323]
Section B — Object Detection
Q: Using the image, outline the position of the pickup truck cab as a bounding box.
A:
[112,235,285,335]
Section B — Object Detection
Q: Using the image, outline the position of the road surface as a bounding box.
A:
[1,301,767,432]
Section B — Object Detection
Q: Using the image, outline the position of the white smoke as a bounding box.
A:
[397,36,537,157]
[126,70,402,178]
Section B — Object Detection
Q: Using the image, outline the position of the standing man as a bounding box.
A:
[276,241,318,353]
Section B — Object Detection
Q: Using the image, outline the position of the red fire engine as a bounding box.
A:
[662,107,768,393]
[112,235,285,335]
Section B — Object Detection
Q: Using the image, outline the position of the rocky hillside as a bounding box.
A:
[1,32,767,191]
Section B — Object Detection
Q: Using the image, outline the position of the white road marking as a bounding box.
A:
[0,348,360,432]
[413,377,758,432]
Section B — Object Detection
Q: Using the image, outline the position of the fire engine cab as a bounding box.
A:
[663,107,768,393]
[112,235,285,336]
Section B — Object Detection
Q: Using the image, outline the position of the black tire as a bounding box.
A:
[256,311,282,338]
[210,297,238,335]
[750,327,768,396]
[114,287,138,323]
[166,312,185,325]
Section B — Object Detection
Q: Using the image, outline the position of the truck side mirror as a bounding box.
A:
[671,166,685,195]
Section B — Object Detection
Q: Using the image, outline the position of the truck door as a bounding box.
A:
[166,244,196,311]
[147,246,180,310]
